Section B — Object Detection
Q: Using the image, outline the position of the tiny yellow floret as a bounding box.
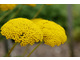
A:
[1,18,43,46]
[31,18,67,47]
[0,4,17,11]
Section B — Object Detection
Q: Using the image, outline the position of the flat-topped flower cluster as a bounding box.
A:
[1,18,67,47]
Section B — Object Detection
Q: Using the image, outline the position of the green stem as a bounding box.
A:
[9,6,22,19]
[0,5,22,22]
[0,10,13,22]
[33,4,44,19]
[6,42,18,57]
[22,44,30,56]
[27,42,43,57]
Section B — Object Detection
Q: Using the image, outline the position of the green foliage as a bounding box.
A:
[73,27,80,41]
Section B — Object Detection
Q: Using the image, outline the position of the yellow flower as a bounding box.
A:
[31,18,67,47]
[26,4,36,7]
[0,4,17,11]
[1,18,43,46]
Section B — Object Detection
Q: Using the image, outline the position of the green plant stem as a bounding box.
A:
[9,6,22,19]
[33,4,44,19]
[0,5,22,22]
[6,42,18,57]
[27,42,43,57]
[0,10,13,22]
[22,44,30,56]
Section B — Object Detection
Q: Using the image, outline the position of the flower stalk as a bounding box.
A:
[27,42,43,57]
[0,10,13,22]
[33,4,44,19]
[22,44,30,56]
[6,42,18,57]
[9,5,22,19]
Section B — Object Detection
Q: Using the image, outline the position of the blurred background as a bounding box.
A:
[0,4,80,57]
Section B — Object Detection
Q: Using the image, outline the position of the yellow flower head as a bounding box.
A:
[0,4,17,11]
[31,18,67,47]
[1,18,43,46]
[26,4,36,7]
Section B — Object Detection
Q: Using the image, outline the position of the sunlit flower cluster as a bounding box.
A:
[0,4,17,11]
[1,18,43,46]
[32,18,67,47]
[1,17,67,47]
